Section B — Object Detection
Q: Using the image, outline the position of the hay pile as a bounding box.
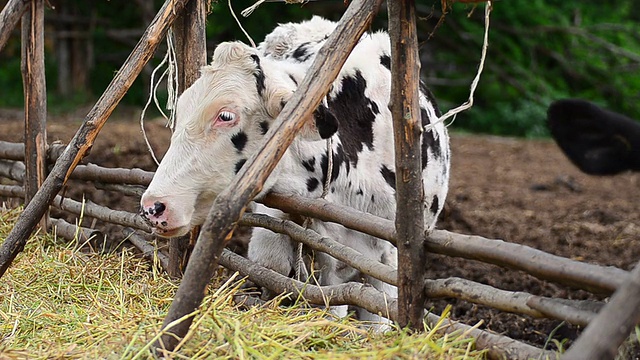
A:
[0,207,485,359]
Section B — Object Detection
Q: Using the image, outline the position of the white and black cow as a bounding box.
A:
[547,99,640,175]
[140,17,450,326]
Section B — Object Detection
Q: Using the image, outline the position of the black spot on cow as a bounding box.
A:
[231,131,248,152]
[161,221,168,227]
[313,105,339,139]
[328,70,376,166]
[371,194,375,203]
[301,157,316,172]
[420,81,442,117]
[356,188,363,196]
[306,177,320,192]
[250,54,266,97]
[234,159,247,174]
[369,100,380,115]
[320,144,348,185]
[288,74,298,86]
[421,107,441,169]
[380,54,391,70]
[259,121,269,135]
[292,42,313,62]
[380,165,396,190]
[429,195,440,215]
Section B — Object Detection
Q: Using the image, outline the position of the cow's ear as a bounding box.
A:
[264,88,338,141]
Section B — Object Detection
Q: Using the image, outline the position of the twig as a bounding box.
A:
[0,0,190,278]
[155,0,384,352]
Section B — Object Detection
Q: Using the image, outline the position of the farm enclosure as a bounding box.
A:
[2,0,640,358]
[3,109,640,353]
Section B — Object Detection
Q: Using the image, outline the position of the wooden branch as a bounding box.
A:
[51,196,152,233]
[0,0,28,53]
[0,0,190,278]
[0,141,66,162]
[264,193,626,295]
[93,183,145,197]
[21,0,47,202]
[262,193,396,243]
[155,0,384,352]
[49,217,104,244]
[168,0,208,278]
[427,230,625,295]
[239,213,397,285]
[21,0,48,230]
[219,248,554,360]
[0,159,26,183]
[426,277,599,327]
[123,227,170,272]
[526,296,598,327]
[562,261,640,360]
[0,184,24,198]
[387,0,425,330]
[69,163,154,186]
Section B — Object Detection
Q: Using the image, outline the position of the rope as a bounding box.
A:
[425,0,493,132]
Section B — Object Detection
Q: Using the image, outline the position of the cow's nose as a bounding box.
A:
[153,201,166,217]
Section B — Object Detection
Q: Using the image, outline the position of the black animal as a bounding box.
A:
[547,99,640,175]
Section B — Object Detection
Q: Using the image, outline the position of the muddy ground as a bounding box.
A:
[2,108,640,353]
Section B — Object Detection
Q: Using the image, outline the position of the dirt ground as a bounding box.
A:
[2,108,640,353]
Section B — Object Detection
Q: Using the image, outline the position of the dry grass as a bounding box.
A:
[0,207,486,359]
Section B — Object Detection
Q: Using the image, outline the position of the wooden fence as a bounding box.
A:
[1,0,639,359]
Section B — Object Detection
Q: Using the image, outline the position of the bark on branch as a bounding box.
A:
[0,0,190,278]
[0,0,29,53]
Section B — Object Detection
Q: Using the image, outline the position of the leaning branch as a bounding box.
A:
[0,0,29,53]
[0,0,190,278]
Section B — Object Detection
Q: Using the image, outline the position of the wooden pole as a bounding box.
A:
[167,0,208,278]
[387,0,425,330]
[0,0,29,53]
[0,0,191,278]
[562,262,640,360]
[153,0,384,352]
[21,0,48,229]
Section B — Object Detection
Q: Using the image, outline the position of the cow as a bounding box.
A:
[140,17,451,327]
[547,99,640,175]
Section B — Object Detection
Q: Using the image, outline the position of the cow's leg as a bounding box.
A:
[248,205,296,298]
[356,243,397,332]
[313,251,355,319]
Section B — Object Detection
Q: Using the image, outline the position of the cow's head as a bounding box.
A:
[140,41,337,237]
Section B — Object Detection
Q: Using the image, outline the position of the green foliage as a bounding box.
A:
[0,0,638,137]
[423,0,640,136]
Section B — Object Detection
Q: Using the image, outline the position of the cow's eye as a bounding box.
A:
[218,111,236,122]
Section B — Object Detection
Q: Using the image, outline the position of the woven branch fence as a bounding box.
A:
[1,0,639,359]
